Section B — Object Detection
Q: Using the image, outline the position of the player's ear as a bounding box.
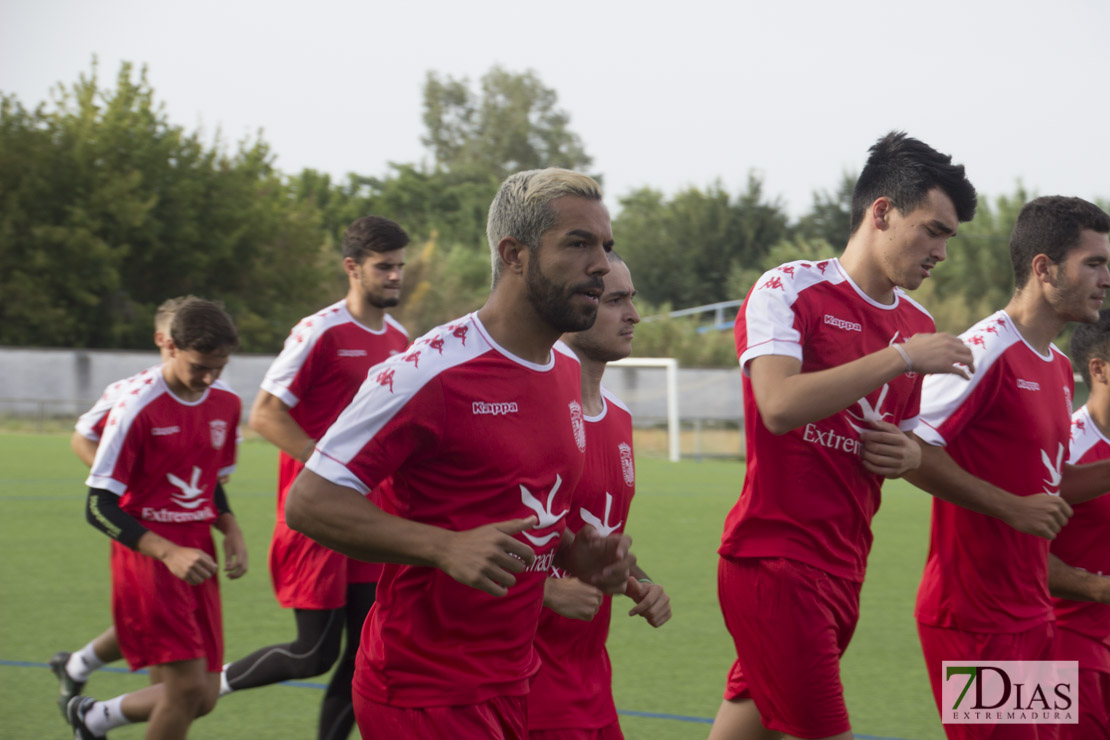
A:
[153,331,167,349]
[343,256,360,279]
[1030,254,1054,285]
[498,237,527,277]
[871,198,893,231]
[1091,356,1110,385]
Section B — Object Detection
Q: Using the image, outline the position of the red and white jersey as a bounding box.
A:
[915,310,1074,633]
[306,312,586,707]
[86,367,240,526]
[1051,404,1110,668]
[721,258,933,582]
[529,383,635,731]
[261,299,408,441]
[75,365,163,442]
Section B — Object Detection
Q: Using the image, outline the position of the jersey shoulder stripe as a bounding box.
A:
[384,313,409,338]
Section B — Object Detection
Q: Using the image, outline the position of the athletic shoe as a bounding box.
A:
[65,696,104,740]
[49,651,85,719]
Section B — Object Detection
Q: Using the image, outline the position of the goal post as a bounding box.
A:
[609,357,680,463]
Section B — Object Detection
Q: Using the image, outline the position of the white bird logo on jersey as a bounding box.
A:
[580,492,623,537]
[167,466,207,509]
[520,475,568,546]
[1041,443,1064,496]
[845,383,892,435]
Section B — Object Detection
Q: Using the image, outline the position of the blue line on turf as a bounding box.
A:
[10,660,915,738]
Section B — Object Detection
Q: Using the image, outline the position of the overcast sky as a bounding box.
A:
[3,0,1107,219]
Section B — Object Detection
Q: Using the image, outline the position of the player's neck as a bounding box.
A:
[1002,292,1065,355]
[1087,396,1110,438]
[839,242,896,304]
[577,360,606,416]
[345,292,386,331]
[477,295,561,365]
[161,365,203,403]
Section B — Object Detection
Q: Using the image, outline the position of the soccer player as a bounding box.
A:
[908,196,1110,739]
[285,167,637,739]
[65,299,246,740]
[1051,311,1110,738]
[52,297,211,710]
[712,132,990,740]
[219,216,408,740]
[527,252,672,740]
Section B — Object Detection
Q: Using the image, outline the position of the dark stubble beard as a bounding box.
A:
[368,295,400,309]
[525,253,601,333]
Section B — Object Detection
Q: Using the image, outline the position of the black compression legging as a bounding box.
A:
[318,583,375,740]
[225,583,377,740]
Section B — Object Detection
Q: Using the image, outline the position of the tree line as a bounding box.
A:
[2,61,1102,366]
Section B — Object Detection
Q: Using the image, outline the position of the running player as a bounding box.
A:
[528,252,672,740]
[219,216,408,740]
[51,297,213,712]
[65,299,246,740]
[711,132,985,740]
[908,196,1110,739]
[1051,311,1110,738]
[285,168,638,739]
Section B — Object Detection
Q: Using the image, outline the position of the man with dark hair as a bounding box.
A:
[908,196,1110,739]
[285,168,637,738]
[66,299,245,740]
[1050,310,1110,738]
[528,252,671,739]
[52,297,201,710]
[710,132,1064,740]
[218,216,408,740]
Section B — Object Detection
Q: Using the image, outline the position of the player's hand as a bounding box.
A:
[860,421,921,478]
[543,577,603,621]
[900,333,975,379]
[564,524,636,595]
[625,577,671,627]
[222,527,249,579]
[439,516,538,597]
[1002,493,1073,540]
[162,545,219,585]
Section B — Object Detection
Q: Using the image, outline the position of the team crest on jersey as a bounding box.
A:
[569,401,586,452]
[210,420,228,450]
[619,442,634,485]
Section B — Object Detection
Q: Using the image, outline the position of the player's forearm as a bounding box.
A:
[212,512,241,537]
[71,432,98,467]
[285,468,450,567]
[86,488,149,548]
[631,564,653,583]
[751,348,909,434]
[903,441,1013,520]
[1048,553,1110,603]
[248,393,314,462]
[1059,459,1110,505]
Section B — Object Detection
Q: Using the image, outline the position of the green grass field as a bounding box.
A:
[0,433,945,739]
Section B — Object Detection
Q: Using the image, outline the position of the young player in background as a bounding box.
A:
[1051,310,1110,738]
[65,299,247,740]
[528,252,671,740]
[908,196,1110,739]
[219,216,409,740]
[50,297,238,714]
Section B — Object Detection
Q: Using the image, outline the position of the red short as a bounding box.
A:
[1061,668,1110,740]
[269,455,380,609]
[717,556,861,739]
[529,721,623,740]
[352,692,527,739]
[1055,628,1110,739]
[917,621,1058,740]
[110,525,223,672]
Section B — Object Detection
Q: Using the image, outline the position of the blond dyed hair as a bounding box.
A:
[486,168,603,285]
